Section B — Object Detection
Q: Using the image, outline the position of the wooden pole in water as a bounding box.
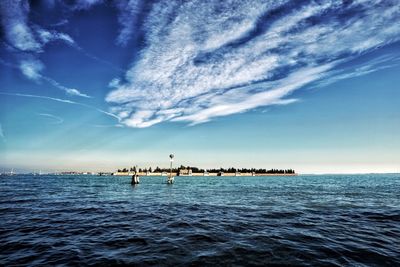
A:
[168,154,174,184]
[131,165,139,185]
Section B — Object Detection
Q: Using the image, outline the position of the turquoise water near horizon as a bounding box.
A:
[1,174,399,265]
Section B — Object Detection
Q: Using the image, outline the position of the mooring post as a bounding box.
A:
[167,154,174,184]
[131,165,140,185]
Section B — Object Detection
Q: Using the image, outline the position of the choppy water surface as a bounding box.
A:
[1,174,399,266]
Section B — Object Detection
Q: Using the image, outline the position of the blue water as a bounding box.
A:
[1,174,399,266]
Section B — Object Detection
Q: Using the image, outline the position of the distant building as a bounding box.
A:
[179,168,192,176]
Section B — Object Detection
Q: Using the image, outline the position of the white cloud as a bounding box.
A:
[19,59,44,80]
[106,0,400,127]
[108,78,121,88]
[0,1,73,52]
[0,1,40,52]
[65,88,91,98]
[36,28,75,45]
[173,64,333,124]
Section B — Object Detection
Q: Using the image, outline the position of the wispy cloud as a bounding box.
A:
[90,124,124,128]
[37,113,64,124]
[173,64,333,125]
[0,123,4,141]
[19,59,44,80]
[315,55,400,89]
[0,0,91,98]
[115,0,145,46]
[41,76,91,98]
[106,0,400,127]
[71,0,104,10]
[0,1,74,52]
[72,45,124,73]
[0,58,91,98]
[36,28,75,45]
[0,1,39,52]
[0,92,119,121]
[0,92,76,104]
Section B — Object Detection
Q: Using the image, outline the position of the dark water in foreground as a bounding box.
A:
[1,174,399,266]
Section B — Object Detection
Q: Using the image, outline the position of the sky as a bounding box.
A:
[0,0,399,174]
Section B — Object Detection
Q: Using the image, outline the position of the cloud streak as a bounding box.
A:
[115,0,145,46]
[0,92,119,121]
[314,54,400,89]
[106,0,400,127]
[37,113,64,125]
[0,123,4,141]
[0,58,91,98]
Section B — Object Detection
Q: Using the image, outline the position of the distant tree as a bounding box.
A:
[191,166,199,172]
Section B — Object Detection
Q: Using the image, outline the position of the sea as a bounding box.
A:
[0,174,399,266]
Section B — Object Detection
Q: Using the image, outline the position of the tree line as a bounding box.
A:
[202,167,295,174]
[117,165,295,174]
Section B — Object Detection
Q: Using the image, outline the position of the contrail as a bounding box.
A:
[0,92,120,121]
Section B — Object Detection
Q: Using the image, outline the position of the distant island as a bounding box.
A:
[113,165,296,176]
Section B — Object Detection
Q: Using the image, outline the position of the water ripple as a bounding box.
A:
[0,174,399,266]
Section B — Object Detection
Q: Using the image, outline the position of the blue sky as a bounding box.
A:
[0,0,399,173]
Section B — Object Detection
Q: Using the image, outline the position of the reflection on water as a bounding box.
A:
[0,174,399,265]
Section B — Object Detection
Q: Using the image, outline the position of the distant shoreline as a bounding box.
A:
[112,172,298,177]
